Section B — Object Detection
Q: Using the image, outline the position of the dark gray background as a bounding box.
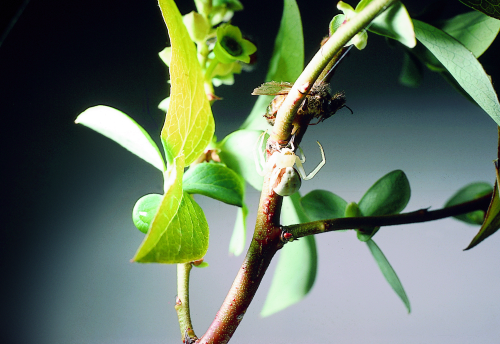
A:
[1,0,499,343]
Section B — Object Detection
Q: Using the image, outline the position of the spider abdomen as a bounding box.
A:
[273,167,301,196]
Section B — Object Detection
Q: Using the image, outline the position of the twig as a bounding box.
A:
[175,263,197,343]
[283,193,492,239]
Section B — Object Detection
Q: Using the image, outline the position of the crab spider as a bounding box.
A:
[254,131,326,196]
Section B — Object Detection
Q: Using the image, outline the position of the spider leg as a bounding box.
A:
[297,145,306,163]
[254,130,267,176]
[302,141,326,180]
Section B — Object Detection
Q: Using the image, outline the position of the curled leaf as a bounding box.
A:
[132,194,163,234]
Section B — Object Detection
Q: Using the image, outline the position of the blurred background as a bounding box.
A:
[1,0,499,343]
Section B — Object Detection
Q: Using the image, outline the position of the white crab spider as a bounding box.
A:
[255,131,326,196]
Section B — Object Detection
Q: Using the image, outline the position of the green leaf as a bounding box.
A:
[75,106,166,172]
[398,51,424,87]
[300,190,347,221]
[133,156,209,263]
[465,180,500,250]
[344,201,362,218]
[158,0,215,166]
[132,194,163,234]
[359,170,411,216]
[367,1,416,48]
[458,0,500,20]
[218,129,264,191]
[183,162,245,207]
[229,204,248,256]
[261,193,317,317]
[240,0,304,130]
[413,19,500,126]
[445,182,493,224]
[357,170,411,241]
[440,11,500,58]
[366,239,411,313]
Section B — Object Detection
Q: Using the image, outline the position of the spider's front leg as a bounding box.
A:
[295,141,326,181]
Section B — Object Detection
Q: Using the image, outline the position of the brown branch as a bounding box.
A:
[283,193,492,239]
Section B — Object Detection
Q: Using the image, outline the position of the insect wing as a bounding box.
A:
[251,81,293,96]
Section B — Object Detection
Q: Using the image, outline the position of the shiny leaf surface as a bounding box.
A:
[183,162,245,207]
[75,106,165,172]
[413,19,500,126]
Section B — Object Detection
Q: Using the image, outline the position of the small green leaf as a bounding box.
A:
[240,0,304,130]
[445,182,493,224]
[261,193,317,317]
[301,190,347,221]
[75,106,165,172]
[133,156,209,263]
[398,51,424,87]
[229,204,248,256]
[368,1,416,48]
[440,11,500,58]
[458,0,500,20]
[218,130,264,191]
[158,0,215,166]
[132,194,163,234]
[465,180,500,250]
[413,19,500,126]
[366,239,411,313]
[359,170,411,217]
[357,170,410,241]
[344,201,362,218]
[183,162,245,207]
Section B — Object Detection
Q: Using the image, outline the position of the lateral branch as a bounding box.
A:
[283,193,492,239]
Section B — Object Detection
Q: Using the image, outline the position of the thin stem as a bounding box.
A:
[175,263,197,343]
[283,193,492,239]
[271,0,398,143]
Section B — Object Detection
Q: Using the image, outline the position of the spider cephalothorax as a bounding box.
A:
[255,132,326,196]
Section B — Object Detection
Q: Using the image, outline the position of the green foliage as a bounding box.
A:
[400,11,500,88]
[439,11,500,58]
[158,0,215,167]
[301,189,347,220]
[465,181,500,250]
[445,182,493,224]
[261,193,317,317]
[300,170,411,312]
[366,239,411,313]
[133,194,163,234]
[357,170,411,241]
[75,106,166,172]
[336,0,415,49]
[413,20,500,126]
[183,162,245,207]
[77,0,500,337]
[228,205,248,256]
[458,0,500,20]
[241,0,304,130]
[217,130,264,191]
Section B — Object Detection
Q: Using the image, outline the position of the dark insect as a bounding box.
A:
[251,81,349,126]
